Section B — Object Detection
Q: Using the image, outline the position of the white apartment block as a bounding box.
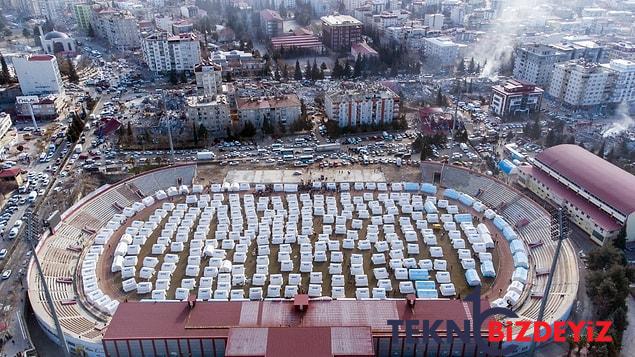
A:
[423,37,464,67]
[186,95,231,137]
[424,14,444,30]
[324,85,400,128]
[603,59,635,103]
[513,44,570,87]
[194,62,223,97]
[12,54,64,95]
[548,61,608,108]
[142,32,201,72]
[92,10,141,49]
[549,59,635,108]
[236,95,302,129]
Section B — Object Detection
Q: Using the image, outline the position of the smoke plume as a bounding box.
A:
[602,102,635,137]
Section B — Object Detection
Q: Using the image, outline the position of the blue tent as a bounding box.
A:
[459,193,476,206]
[417,289,439,299]
[454,213,473,223]
[498,159,517,175]
[502,226,518,241]
[415,281,436,290]
[424,201,438,214]
[443,188,460,200]
[513,251,529,269]
[421,183,437,194]
[509,239,525,255]
[409,269,430,280]
[404,182,420,191]
[493,216,508,231]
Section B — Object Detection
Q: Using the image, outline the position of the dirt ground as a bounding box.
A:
[95,185,507,301]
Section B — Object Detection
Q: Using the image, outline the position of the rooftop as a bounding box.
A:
[103,298,488,340]
[534,144,635,217]
[321,15,362,26]
[261,9,283,22]
[236,94,301,110]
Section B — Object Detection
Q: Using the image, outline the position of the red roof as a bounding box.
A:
[535,144,635,216]
[520,165,622,231]
[28,54,55,61]
[104,299,490,341]
[0,167,21,178]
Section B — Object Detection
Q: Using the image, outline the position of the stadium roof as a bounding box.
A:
[104,299,489,341]
[535,144,635,216]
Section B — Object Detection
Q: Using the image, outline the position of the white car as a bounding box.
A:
[2,270,11,280]
[8,227,19,239]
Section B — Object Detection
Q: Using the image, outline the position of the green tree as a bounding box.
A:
[456,58,465,74]
[67,59,79,83]
[262,116,274,135]
[192,121,199,145]
[274,68,281,81]
[468,57,475,73]
[240,121,257,137]
[88,23,95,37]
[0,52,9,84]
[294,60,302,80]
[198,123,209,142]
[180,71,188,83]
[353,54,362,78]
[436,88,444,106]
[169,70,178,85]
[22,27,30,38]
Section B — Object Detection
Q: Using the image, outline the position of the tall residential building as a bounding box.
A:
[321,15,363,51]
[424,13,444,30]
[324,84,400,128]
[423,37,464,67]
[141,32,201,72]
[236,94,302,129]
[74,3,93,32]
[0,112,12,141]
[186,95,231,137]
[194,62,223,97]
[92,9,141,50]
[260,9,284,38]
[209,50,266,77]
[513,44,570,87]
[13,54,64,95]
[603,59,635,103]
[548,60,608,108]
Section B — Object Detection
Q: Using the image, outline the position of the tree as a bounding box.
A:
[436,88,444,106]
[127,122,133,137]
[192,121,199,145]
[274,68,281,81]
[468,57,475,73]
[332,60,343,79]
[0,52,8,84]
[311,59,319,80]
[279,3,287,18]
[262,116,274,135]
[282,64,289,80]
[456,58,465,74]
[180,71,187,84]
[67,59,79,83]
[294,60,302,80]
[22,28,30,38]
[320,62,327,71]
[169,70,178,85]
[304,60,311,80]
[353,54,362,78]
[240,121,257,137]
[88,23,95,37]
[198,123,209,142]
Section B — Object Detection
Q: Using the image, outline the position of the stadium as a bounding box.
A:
[27,163,579,356]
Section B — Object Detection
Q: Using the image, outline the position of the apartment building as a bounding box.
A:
[260,9,284,38]
[236,94,302,129]
[13,54,64,95]
[141,32,201,72]
[324,84,400,128]
[423,37,464,67]
[194,62,223,97]
[209,50,266,77]
[424,13,444,30]
[513,44,570,87]
[92,9,141,49]
[321,15,363,51]
[73,3,93,32]
[186,95,231,137]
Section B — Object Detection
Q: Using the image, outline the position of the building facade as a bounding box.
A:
[73,3,93,32]
[13,54,64,95]
[92,9,141,50]
[39,31,77,55]
[324,85,399,128]
[194,62,223,97]
[209,50,265,77]
[513,44,570,87]
[423,37,463,67]
[186,95,231,137]
[260,9,284,38]
[236,94,302,130]
[519,144,635,245]
[141,32,201,72]
[321,15,363,51]
[424,13,444,30]
[491,80,544,117]
[0,112,12,140]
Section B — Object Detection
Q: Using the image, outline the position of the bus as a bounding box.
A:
[298,154,314,164]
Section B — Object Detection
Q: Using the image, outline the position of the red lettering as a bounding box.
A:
[487,321,505,342]
[567,321,585,342]
[515,321,532,342]
[552,321,566,342]
[505,321,513,341]
[595,321,613,343]
[533,321,552,342]
[587,321,595,342]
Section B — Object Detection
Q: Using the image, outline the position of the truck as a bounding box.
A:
[196,151,215,161]
[315,143,341,152]
[74,144,83,154]
[460,143,469,153]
